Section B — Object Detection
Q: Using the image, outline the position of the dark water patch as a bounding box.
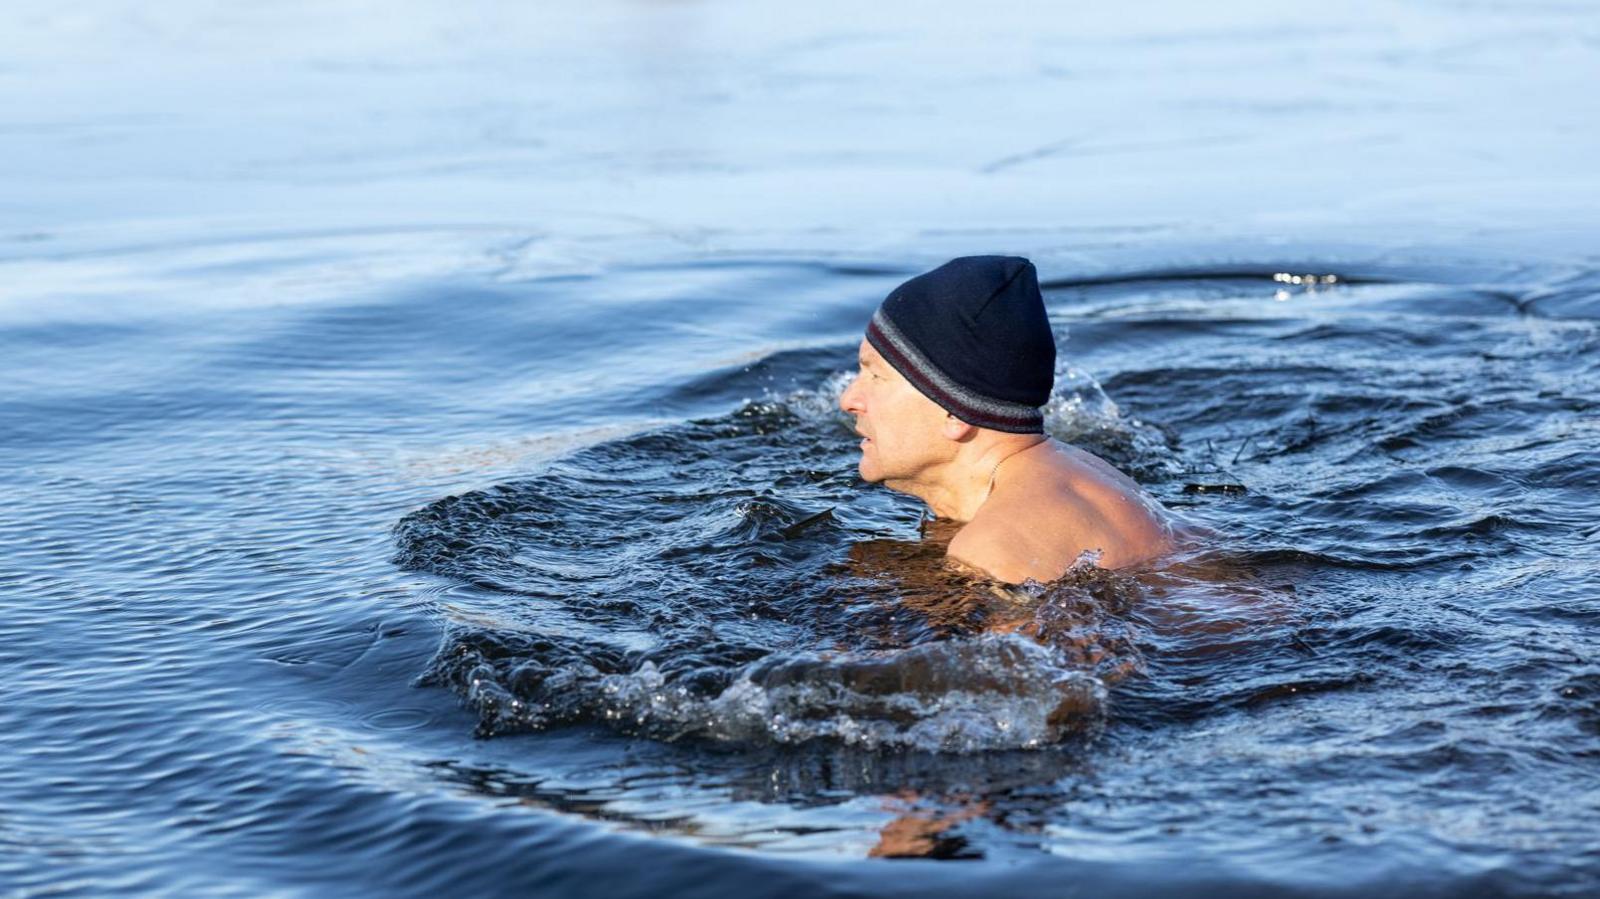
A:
[1275,319,1482,350]
[1528,450,1600,491]
[1522,279,1600,319]
[1549,672,1600,736]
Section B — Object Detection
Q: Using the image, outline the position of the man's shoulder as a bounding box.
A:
[946,467,1168,580]
[947,510,1065,584]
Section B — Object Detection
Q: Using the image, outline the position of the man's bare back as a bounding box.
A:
[948,439,1174,582]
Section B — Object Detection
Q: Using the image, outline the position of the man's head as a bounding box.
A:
[839,256,1056,485]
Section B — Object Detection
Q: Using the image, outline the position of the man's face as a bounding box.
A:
[838,340,953,484]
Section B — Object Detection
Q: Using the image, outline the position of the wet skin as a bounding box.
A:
[838,340,1175,583]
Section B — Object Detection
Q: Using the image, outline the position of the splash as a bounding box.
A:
[1044,363,1182,480]
[601,634,1107,752]
[421,595,1123,751]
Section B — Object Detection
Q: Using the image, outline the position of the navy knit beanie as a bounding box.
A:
[865,256,1055,434]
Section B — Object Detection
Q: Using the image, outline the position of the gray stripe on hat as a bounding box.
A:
[869,309,1044,425]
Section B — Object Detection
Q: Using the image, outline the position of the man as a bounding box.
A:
[838,256,1175,583]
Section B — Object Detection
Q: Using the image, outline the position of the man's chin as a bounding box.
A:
[856,458,884,484]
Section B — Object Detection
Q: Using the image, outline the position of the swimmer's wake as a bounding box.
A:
[394,377,1158,752]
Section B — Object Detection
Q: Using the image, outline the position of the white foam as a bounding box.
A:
[595,633,1107,753]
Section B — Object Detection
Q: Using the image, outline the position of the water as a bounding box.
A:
[5,1,1600,896]
[6,257,1597,895]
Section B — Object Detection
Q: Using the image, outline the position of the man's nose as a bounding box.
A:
[838,376,864,414]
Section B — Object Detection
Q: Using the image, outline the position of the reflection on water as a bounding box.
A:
[868,791,989,859]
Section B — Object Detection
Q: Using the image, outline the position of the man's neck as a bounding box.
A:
[887,434,1048,523]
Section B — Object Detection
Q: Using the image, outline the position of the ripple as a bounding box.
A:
[256,697,357,719]
[363,707,438,732]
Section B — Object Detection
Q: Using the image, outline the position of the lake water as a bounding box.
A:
[3,1,1599,896]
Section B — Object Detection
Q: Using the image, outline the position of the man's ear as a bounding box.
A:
[941,414,976,442]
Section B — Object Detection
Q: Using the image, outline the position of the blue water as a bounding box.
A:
[5,2,1600,896]
[5,257,1598,896]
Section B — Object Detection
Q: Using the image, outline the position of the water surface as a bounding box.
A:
[5,255,1598,895]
